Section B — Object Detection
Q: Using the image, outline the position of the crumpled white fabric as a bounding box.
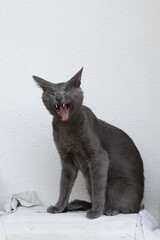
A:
[0,191,159,240]
[139,210,160,240]
[0,191,46,240]
[0,191,45,216]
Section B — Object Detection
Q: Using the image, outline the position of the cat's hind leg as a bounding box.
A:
[105,179,142,215]
[66,200,92,211]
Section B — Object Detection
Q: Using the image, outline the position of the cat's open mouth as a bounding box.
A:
[53,103,72,121]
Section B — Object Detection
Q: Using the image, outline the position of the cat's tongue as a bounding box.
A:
[59,104,69,121]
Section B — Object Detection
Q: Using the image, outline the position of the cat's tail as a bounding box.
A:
[65,200,92,212]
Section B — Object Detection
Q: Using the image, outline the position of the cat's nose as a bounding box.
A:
[55,93,63,103]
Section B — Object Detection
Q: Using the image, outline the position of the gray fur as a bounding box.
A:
[33,68,144,219]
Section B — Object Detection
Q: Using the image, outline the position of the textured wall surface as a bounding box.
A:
[0,1,160,220]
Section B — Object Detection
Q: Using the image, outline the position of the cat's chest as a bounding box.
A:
[53,125,86,153]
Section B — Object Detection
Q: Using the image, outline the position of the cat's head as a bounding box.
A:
[33,68,84,122]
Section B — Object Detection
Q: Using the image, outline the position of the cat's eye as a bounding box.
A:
[65,90,71,95]
[49,93,55,96]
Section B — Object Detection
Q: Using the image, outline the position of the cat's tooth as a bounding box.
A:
[56,104,58,108]
[63,104,65,107]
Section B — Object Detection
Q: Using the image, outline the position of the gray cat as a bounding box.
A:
[33,68,144,219]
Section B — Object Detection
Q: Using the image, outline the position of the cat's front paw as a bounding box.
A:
[47,205,65,214]
[86,209,103,219]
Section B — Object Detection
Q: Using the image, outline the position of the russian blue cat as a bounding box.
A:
[33,68,144,219]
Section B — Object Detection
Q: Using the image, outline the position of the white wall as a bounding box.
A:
[0,0,160,220]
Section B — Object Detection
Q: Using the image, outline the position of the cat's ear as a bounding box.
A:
[32,76,54,91]
[68,67,83,87]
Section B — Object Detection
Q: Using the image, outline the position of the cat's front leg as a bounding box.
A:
[87,153,109,219]
[47,153,78,214]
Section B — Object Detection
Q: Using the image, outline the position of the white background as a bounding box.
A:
[0,0,160,220]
